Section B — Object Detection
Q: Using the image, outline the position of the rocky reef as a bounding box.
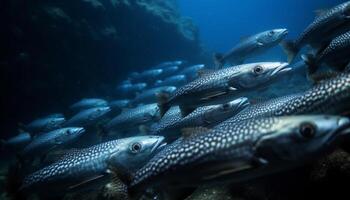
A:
[0,0,204,135]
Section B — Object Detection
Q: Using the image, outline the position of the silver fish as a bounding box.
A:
[131,69,163,83]
[25,117,66,133]
[64,107,111,127]
[179,64,205,81]
[157,62,291,117]
[132,86,176,105]
[21,127,85,156]
[152,97,250,140]
[21,136,165,193]
[1,132,31,149]
[281,1,350,63]
[153,61,185,69]
[104,104,160,133]
[117,83,148,97]
[155,75,187,87]
[214,29,288,68]
[131,115,350,189]
[109,99,131,113]
[70,98,108,111]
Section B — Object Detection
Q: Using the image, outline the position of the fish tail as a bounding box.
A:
[280,40,298,63]
[157,92,170,117]
[213,53,224,69]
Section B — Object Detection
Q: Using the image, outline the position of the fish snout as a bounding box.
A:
[150,136,166,153]
[271,63,291,76]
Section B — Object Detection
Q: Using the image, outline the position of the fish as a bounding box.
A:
[214,29,288,68]
[131,115,350,190]
[281,1,350,63]
[63,107,111,127]
[109,99,131,114]
[21,127,85,157]
[117,82,148,97]
[179,64,205,81]
[155,75,187,87]
[70,98,108,111]
[24,117,66,133]
[20,136,166,193]
[153,61,185,69]
[225,94,302,124]
[1,132,31,149]
[45,113,65,118]
[152,97,250,141]
[104,103,160,133]
[132,86,177,105]
[157,62,291,117]
[130,69,163,83]
[157,66,179,78]
[302,30,350,74]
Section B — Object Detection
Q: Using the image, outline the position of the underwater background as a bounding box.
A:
[1,0,350,199]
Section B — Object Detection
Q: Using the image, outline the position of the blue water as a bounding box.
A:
[178,0,344,61]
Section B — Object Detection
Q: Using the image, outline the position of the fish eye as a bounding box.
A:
[66,129,71,134]
[268,30,274,36]
[253,65,264,74]
[131,142,142,153]
[299,123,316,139]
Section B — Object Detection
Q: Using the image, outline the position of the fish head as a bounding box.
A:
[232,62,291,89]
[254,115,350,162]
[56,127,85,143]
[109,135,166,172]
[257,29,288,45]
[150,69,163,76]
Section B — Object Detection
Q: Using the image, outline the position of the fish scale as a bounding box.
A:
[295,1,350,48]
[132,117,279,187]
[131,115,350,190]
[21,136,165,192]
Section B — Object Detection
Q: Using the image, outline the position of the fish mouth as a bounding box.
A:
[77,128,86,135]
[327,118,350,145]
[151,137,167,153]
[271,63,292,76]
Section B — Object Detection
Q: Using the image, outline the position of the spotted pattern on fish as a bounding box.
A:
[274,72,350,115]
[294,1,350,48]
[131,117,282,187]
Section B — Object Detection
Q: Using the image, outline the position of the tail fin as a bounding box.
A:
[280,40,298,63]
[301,54,318,75]
[157,92,171,118]
[213,53,224,69]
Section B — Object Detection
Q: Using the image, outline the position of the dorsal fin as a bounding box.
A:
[181,127,210,138]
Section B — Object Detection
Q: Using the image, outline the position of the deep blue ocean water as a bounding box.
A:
[178,0,345,62]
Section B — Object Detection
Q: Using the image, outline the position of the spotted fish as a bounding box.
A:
[131,115,350,190]
[64,107,111,127]
[132,86,177,105]
[70,98,108,111]
[157,62,291,117]
[104,103,160,133]
[214,29,288,68]
[21,127,85,157]
[302,30,350,74]
[281,1,350,63]
[152,97,250,141]
[21,136,166,193]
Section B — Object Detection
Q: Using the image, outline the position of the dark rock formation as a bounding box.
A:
[0,0,204,137]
